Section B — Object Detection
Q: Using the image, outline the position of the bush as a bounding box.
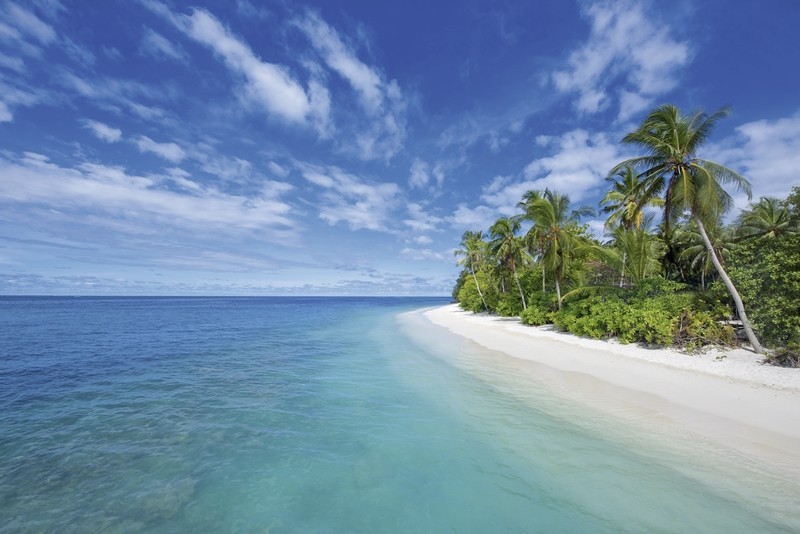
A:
[548,278,734,349]
[496,292,524,317]
[520,292,557,325]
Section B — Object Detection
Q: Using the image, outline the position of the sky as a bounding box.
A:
[1,0,799,296]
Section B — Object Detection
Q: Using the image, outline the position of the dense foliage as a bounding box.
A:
[452,105,800,366]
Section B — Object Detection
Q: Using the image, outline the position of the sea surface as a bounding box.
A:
[0,296,797,533]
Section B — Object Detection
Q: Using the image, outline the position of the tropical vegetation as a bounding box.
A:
[451,104,800,366]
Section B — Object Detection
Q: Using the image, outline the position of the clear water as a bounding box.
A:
[0,296,796,533]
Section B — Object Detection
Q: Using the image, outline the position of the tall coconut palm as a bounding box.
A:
[737,197,795,241]
[600,165,664,230]
[528,189,593,309]
[455,230,489,312]
[517,190,547,292]
[489,216,527,310]
[611,104,762,352]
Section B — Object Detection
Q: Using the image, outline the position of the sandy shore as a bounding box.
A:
[422,304,800,473]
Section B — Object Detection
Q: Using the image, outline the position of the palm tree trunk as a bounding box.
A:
[469,260,488,312]
[620,251,626,288]
[555,277,562,310]
[541,263,546,293]
[695,216,763,353]
[512,265,527,311]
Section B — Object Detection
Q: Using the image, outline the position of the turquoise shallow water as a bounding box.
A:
[0,296,797,532]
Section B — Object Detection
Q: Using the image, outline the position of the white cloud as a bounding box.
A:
[450,204,497,231]
[399,247,446,261]
[448,129,622,231]
[81,119,122,142]
[709,111,800,209]
[140,28,187,62]
[181,8,331,134]
[408,158,445,190]
[297,163,400,231]
[295,11,407,160]
[0,101,11,122]
[5,3,56,45]
[409,159,430,189]
[519,129,622,202]
[0,52,25,72]
[295,11,383,113]
[0,152,296,240]
[134,135,186,163]
[552,0,689,120]
[267,161,289,177]
[403,202,444,233]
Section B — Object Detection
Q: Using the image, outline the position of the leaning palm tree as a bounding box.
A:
[611,104,762,352]
[455,230,489,312]
[529,189,593,309]
[736,196,795,241]
[680,218,735,290]
[489,216,527,310]
[600,165,664,230]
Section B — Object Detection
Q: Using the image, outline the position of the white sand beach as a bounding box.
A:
[422,304,800,474]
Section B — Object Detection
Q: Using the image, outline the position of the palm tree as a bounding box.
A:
[528,189,593,309]
[609,225,665,286]
[611,104,762,352]
[601,166,665,285]
[600,165,664,230]
[517,190,547,292]
[737,197,795,241]
[489,216,527,310]
[455,230,489,312]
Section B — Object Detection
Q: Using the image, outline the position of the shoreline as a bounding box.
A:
[419,304,800,474]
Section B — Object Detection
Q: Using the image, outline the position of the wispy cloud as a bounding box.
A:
[295,10,407,160]
[140,27,187,62]
[0,152,296,242]
[81,119,122,142]
[180,7,331,135]
[552,0,690,120]
[296,162,400,231]
[5,3,56,45]
[133,135,186,163]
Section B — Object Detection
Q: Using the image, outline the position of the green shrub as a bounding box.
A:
[520,305,551,325]
[496,292,524,317]
[673,309,735,352]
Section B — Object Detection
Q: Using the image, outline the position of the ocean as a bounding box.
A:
[0,296,796,532]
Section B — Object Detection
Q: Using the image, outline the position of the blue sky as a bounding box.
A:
[1,0,798,295]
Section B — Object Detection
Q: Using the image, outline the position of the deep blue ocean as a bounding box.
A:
[1,296,797,533]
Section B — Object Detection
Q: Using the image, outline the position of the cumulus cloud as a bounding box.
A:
[408,158,445,191]
[133,135,186,163]
[552,0,689,120]
[81,119,122,142]
[297,163,400,231]
[181,8,331,135]
[709,111,800,209]
[448,129,623,231]
[519,130,622,201]
[403,202,444,233]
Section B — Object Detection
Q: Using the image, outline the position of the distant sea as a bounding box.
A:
[1,296,797,532]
